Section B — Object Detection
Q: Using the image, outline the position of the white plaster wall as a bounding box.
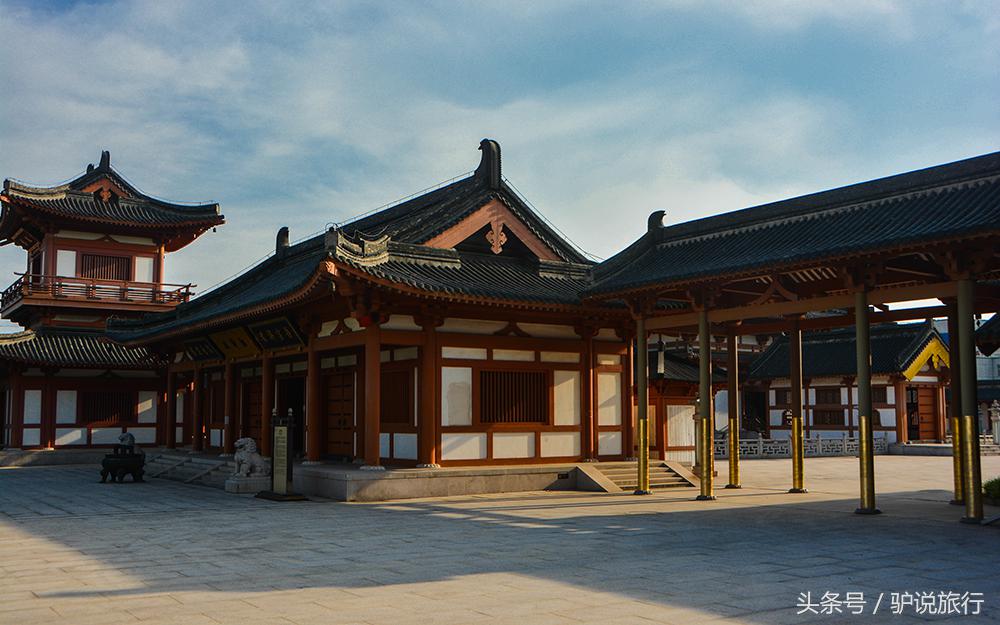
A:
[540,351,579,363]
[129,428,156,444]
[596,354,620,366]
[134,256,154,283]
[394,347,419,361]
[911,375,938,383]
[210,429,222,447]
[878,408,896,427]
[770,429,791,440]
[441,346,487,360]
[883,431,898,444]
[55,428,86,445]
[441,367,472,426]
[441,433,487,460]
[594,328,619,341]
[807,389,816,404]
[816,430,849,438]
[23,390,42,425]
[493,432,534,459]
[137,391,157,423]
[493,349,534,361]
[22,428,40,446]
[841,388,849,404]
[667,405,696,451]
[553,371,581,426]
[56,390,77,424]
[598,431,622,456]
[56,249,76,276]
[597,372,621,426]
[518,323,577,339]
[541,432,580,457]
[439,318,507,334]
[886,386,896,404]
[769,409,785,426]
[92,427,123,444]
[380,433,391,458]
[381,315,421,331]
[339,355,357,367]
[714,390,728,431]
[394,433,417,460]
[175,427,184,444]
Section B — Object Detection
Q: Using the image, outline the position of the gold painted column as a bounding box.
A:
[191,365,204,452]
[697,308,716,500]
[363,323,384,470]
[165,369,177,449]
[223,361,236,455]
[957,279,983,523]
[635,314,651,494]
[305,342,322,462]
[725,326,741,489]
[854,290,880,514]
[261,352,274,457]
[946,306,964,505]
[788,320,807,493]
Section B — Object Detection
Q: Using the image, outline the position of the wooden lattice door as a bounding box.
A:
[325,370,355,459]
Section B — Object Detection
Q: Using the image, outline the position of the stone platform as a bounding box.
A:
[295,462,589,501]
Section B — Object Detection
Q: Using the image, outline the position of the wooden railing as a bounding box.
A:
[1,274,193,309]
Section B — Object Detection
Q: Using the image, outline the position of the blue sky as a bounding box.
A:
[1,1,998,309]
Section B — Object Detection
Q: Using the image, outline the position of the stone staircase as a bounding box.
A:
[144,452,235,489]
[591,461,696,492]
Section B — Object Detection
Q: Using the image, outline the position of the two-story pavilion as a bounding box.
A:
[586,150,1000,523]
[109,141,642,468]
[0,151,222,449]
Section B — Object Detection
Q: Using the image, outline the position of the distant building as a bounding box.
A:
[748,322,950,444]
[0,152,222,449]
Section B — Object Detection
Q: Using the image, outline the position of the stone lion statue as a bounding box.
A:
[233,437,270,477]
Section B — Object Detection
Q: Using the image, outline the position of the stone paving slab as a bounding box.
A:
[0,457,998,624]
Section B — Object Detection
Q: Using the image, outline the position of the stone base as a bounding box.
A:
[225,475,272,494]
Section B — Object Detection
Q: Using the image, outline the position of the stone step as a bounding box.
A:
[592,462,695,490]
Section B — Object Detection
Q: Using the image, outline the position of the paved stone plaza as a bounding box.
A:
[1,456,998,625]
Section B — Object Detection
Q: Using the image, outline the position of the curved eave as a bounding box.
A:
[333,260,624,317]
[110,260,336,346]
[3,194,223,230]
[585,229,1000,303]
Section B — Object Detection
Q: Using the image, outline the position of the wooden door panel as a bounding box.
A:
[917,388,937,439]
[325,370,355,458]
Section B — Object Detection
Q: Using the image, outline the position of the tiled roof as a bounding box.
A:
[1,150,222,232]
[747,321,939,380]
[108,141,615,344]
[333,238,591,306]
[647,350,725,383]
[108,237,329,343]
[0,329,164,369]
[589,151,1000,297]
[976,314,1000,357]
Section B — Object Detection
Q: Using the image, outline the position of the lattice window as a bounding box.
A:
[81,391,134,424]
[814,388,840,405]
[80,254,130,281]
[480,370,547,423]
[813,409,844,426]
[380,369,414,425]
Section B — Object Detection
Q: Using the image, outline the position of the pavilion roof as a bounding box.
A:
[587,151,1000,298]
[976,313,1000,356]
[107,141,613,344]
[1,151,222,247]
[747,321,940,380]
[0,328,164,369]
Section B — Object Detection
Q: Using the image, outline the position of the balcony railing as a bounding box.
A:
[1,274,193,310]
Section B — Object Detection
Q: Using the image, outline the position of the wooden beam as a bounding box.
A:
[647,281,961,330]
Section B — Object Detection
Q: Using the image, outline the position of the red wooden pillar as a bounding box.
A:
[364,323,382,468]
[10,370,23,449]
[581,329,596,460]
[418,324,438,467]
[261,353,274,457]
[191,365,204,451]
[223,362,236,454]
[165,368,177,449]
[306,341,322,462]
[624,334,635,458]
